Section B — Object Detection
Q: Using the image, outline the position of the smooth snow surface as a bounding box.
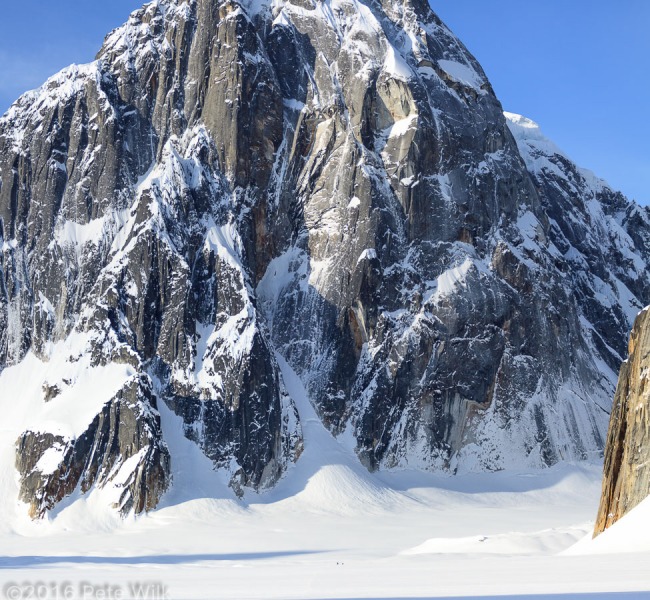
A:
[567,495,650,556]
[437,59,485,92]
[1,360,650,598]
[384,44,412,81]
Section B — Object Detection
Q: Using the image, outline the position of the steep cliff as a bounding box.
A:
[594,307,650,536]
[0,0,649,518]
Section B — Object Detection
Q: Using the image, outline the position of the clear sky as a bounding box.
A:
[0,1,143,111]
[0,1,647,203]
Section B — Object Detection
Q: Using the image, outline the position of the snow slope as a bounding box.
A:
[568,495,650,556]
[1,360,649,598]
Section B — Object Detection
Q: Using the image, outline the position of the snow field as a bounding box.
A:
[1,359,649,598]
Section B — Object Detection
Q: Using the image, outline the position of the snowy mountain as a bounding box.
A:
[0,0,649,518]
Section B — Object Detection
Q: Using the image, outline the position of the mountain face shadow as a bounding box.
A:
[0,550,322,569]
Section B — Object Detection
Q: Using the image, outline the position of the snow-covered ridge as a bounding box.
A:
[506,109,650,362]
[505,111,612,194]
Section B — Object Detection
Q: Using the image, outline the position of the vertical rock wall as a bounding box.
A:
[595,307,650,535]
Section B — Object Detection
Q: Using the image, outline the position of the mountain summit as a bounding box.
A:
[1,0,649,518]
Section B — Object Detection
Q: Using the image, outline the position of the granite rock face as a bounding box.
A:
[0,0,649,517]
[594,307,650,536]
[16,375,170,518]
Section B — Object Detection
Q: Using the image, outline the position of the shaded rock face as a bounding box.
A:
[16,375,170,518]
[0,0,649,517]
[594,307,650,536]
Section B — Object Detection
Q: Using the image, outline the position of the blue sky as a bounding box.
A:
[0,1,647,203]
[0,1,142,111]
